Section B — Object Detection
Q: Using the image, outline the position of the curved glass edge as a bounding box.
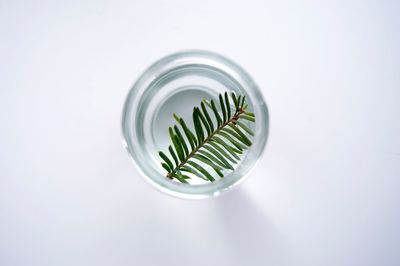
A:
[121,50,269,199]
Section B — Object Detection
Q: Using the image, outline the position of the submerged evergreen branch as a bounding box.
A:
[158,91,255,183]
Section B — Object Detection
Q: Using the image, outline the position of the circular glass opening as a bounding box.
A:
[122,50,269,199]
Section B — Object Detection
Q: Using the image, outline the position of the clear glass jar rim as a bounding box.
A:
[122,50,269,199]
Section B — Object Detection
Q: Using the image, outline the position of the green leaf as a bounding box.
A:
[202,99,212,109]
[219,131,248,150]
[173,113,180,123]
[236,121,254,136]
[169,127,184,161]
[193,108,204,142]
[228,123,252,146]
[240,95,246,108]
[224,92,231,119]
[193,154,223,177]
[198,148,233,170]
[210,100,222,127]
[187,160,215,181]
[195,107,211,136]
[211,136,241,160]
[159,151,173,170]
[221,127,250,146]
[231,92,239,111]
[180,118,197,149]
[181,166,208,181]
[219,94,226,122]
[161,163,171,173]
[173,113,196,149]
[175,171,189,183]
[204,141,236,163]
[168,145,178,166]
[201,102,214,132]
[178,118,197,148]
[175,135,186,161]
[174,125,189,156]
[244,112,255,117]
[239,115,255,122]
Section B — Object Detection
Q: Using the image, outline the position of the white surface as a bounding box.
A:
[1,0,400,265]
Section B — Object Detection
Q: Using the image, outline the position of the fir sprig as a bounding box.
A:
[158,92,255,183]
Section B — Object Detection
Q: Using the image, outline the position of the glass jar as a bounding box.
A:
[122,50,269,199]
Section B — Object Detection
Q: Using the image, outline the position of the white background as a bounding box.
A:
[1,0,399,265]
